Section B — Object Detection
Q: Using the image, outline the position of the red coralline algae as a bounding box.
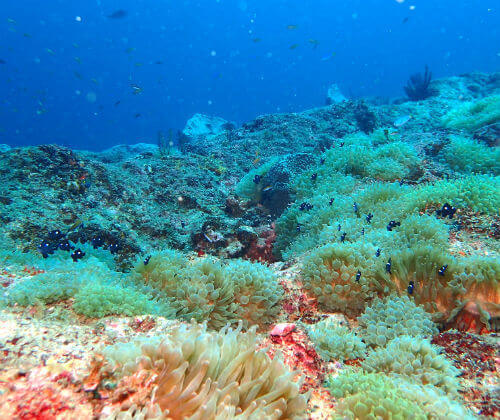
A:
[432,331,496,379]
[22,266,46,276]
[0,369,91,420]
[245,223,277,263]
[431,331,499,416]
[13,386,70,420]
[267,329,325,391]
[280,279,319,323]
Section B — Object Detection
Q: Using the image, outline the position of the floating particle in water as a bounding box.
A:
[107,10,128,19]
[238,0,248,12]
[86,92,97,103]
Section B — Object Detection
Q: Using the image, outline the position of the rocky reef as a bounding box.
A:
[0,72,499,419]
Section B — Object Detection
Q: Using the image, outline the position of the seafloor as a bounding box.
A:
[0,72,498,419]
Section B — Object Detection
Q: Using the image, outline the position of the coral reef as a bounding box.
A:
[0,71,499,419]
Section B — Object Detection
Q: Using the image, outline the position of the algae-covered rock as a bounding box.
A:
[181,113,234,147]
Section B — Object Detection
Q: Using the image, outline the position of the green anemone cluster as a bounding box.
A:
[300,242,389,316]
[2,244,283,330]
[276,128,499,322]
[361,336,461,394]
[300,231,499,322]
[442,95,500,131]
[277,174,499,259]
[324,300,469,418]
[327,370,474,420]
[358,294,438,347]
[439,135,500,175]
[306,317,367,362]
[133,250,283,330]
[2,243,163,318]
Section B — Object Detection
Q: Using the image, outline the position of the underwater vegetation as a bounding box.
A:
[327,370,473,420]
[0,71,498,418]
[2,245,283,330]
[306,317,367,361]
[442,95,500,132]
[133,251,283,330]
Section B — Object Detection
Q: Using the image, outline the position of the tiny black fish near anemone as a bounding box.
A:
[436,203,457,219]
[438,264,448,276]
[71,248,85,262]
[299,202,314,211]
[407,280,415,295]
[39,240,56,258]
[337,224,341,232]
[108,242,121,254]
[91,236,105,249]
[311,173,317,181]
[144,255,151,265]
[366,213,373,223]
[58,239,74,252]
[329,198,334,205]
[387,220,401,231]
[355,270,361,282]
[253,174,261,184]
[386,257,392,274]
[375,248,381,257]
[353,202,359,213]
[48,229,65,241]
[296,224,302,232]
[340,232,346,242]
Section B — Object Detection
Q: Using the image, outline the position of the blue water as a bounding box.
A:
[0,0,498,150]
